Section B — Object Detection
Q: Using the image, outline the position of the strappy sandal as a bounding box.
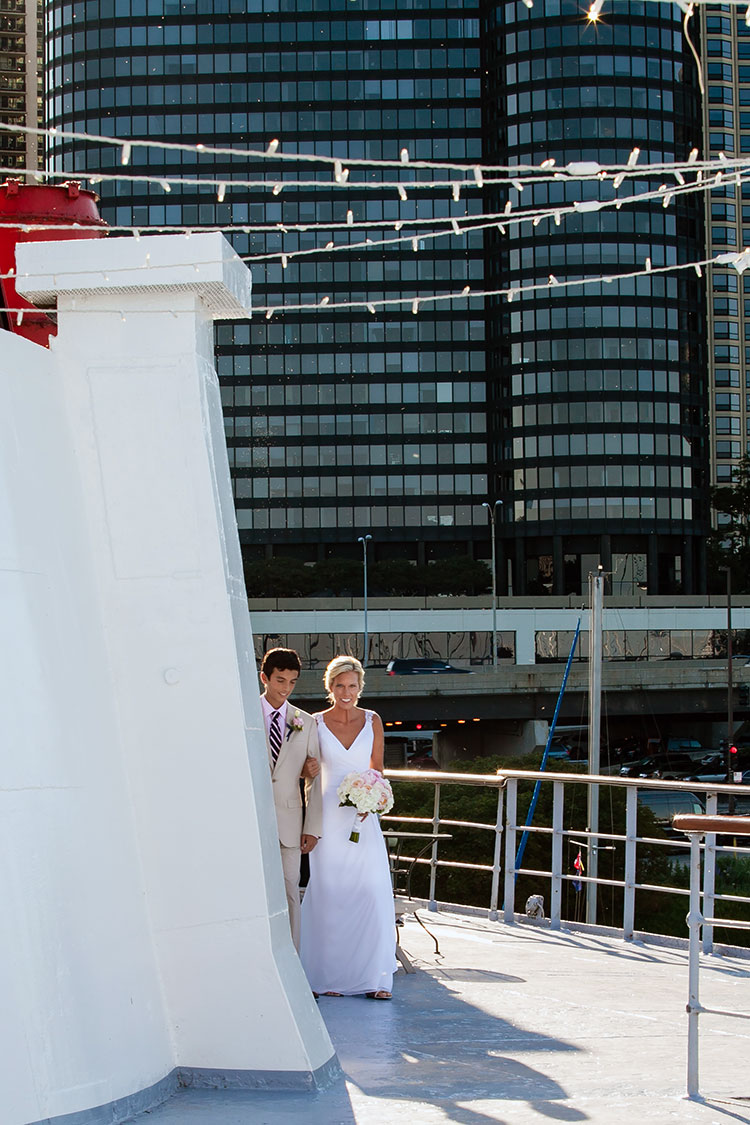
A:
[323,991,343,996]
[365,990,392,1000]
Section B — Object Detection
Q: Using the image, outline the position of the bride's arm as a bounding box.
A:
[369,711,385,772]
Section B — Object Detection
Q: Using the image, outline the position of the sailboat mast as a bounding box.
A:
[586,567,604,925]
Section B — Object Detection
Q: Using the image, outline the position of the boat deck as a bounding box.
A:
[131,908,750,1125]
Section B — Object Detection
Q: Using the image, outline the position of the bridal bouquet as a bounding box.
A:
[338,768,394,843]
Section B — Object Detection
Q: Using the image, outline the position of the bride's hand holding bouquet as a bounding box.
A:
[338,768,394,842]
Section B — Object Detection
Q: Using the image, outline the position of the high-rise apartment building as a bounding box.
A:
[487,0,708,595]
[1,0,42,171]
[45,0,709,595]
[701,8,750,488]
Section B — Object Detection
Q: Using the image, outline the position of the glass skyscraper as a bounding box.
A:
[1,0,43,172]
[44,0,710,594]
[486,0,708,594]
[701,8,750,491]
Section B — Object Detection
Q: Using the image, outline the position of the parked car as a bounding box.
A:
[684,753,728,784]
[386,658,474,675]
[637,790,704,835]
[620,753,704,779]
[406,750,441,770]
[546,740,573,760]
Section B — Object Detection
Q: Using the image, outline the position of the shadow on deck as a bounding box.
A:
[131,909,750,1125]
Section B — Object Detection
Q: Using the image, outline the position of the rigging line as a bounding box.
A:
[514,617,582,878]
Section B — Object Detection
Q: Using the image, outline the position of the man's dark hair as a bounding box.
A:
[261,647,301,677]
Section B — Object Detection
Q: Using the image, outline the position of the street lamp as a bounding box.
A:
[482,500,502,667]
[357,534,372,667]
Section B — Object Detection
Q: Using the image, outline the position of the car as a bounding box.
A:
[386,658,474,675]
[406,750,441,770]
[546,740,574,760]
[637,790,705,835]
[684,753,728,784]
[620,752,704,780]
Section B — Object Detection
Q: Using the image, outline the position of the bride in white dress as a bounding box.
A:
[299,656,397,999]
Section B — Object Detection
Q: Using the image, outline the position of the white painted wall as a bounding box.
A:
[0,233,333,1125]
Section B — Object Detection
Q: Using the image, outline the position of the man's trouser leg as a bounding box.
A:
[280,842,301,950]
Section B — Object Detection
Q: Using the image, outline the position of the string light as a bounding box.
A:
[0,244,721,322]
[3,124,747,202]
[1,150,735,278]
[1,120,741,322]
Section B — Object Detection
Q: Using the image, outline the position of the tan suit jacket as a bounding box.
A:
[267,706,322,846]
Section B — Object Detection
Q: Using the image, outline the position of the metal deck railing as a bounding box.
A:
[383,768,750,1102]
[383,768,750,949]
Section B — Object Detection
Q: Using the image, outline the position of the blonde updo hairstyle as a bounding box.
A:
[324,655,365,705]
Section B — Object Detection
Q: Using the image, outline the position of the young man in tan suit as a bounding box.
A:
[260,647,322,950]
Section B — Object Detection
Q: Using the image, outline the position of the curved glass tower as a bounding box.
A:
[44,0,489,574]
[44,0,709,596]
[484,0,708,594]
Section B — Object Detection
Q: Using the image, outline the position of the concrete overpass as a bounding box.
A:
[291,660,750,761]
[293,660,750,722]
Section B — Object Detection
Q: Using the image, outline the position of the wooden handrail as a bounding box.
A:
[672,814,750,835]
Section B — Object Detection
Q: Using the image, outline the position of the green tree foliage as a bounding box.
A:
[369,559,427,596]
[309,558,363,596]
[708,455,750,594]
[243,555,491,598]
[243,557,316,598]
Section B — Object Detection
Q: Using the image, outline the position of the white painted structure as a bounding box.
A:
[0,233,335,1125]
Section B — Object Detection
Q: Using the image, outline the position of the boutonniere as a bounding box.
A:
[286,709,304,740]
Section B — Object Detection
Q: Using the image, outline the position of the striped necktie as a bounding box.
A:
[269,710,282,764]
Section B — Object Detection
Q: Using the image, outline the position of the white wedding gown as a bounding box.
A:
[299,711,397,995]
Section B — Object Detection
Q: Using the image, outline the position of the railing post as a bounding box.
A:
[550,780,563,929]
[489,784,504,921]
[428,783,441,911]
[623,784,637,940]
[702,791,717,955]
[686,831,703,1099]
[503,778,518,924]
